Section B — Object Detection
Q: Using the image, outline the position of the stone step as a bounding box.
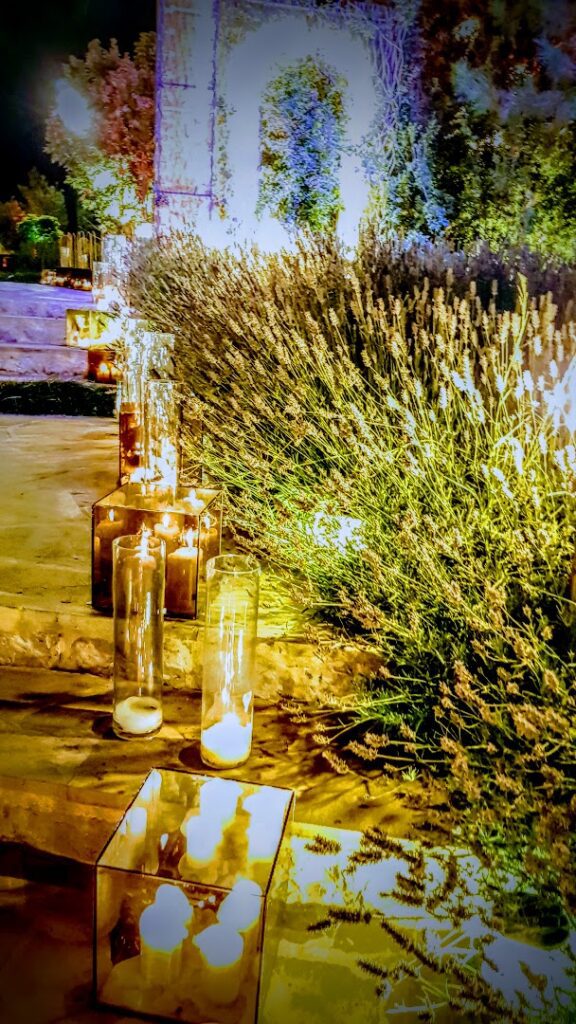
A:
[0,379,116,415]
[0,343,86,378]
[0,314,66,346]
[0,282,93,318]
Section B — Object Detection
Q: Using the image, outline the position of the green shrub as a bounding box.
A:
[133,235,576,923]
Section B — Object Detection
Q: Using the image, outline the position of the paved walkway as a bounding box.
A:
[0,415,382,701]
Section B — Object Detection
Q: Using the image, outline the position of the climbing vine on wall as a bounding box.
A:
[257,55,348,233]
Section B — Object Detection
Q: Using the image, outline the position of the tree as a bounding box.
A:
[0,199,25,251]
[17,168,67,227]
[45,33,155,234]
[420,0,576,258]
[17,215,61,268]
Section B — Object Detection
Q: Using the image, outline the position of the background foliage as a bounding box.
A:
[420,0,576,257]
[45,33,155,233]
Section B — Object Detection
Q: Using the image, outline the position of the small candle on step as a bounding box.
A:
[165,529,198,616]
[94,509,125,571]
[201,711,252,769]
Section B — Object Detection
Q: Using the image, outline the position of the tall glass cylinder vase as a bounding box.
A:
[118,360,145,484]
[201,554,260,769]
[113,533,165,739]
[143,379,182,494]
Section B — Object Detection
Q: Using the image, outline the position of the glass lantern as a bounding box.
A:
[95,770,294,1024]
[92,485,222,617]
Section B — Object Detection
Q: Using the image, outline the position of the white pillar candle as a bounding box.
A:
[185,490,206,515]
[139,902,187,988]
[217,878,262,932]
[165,531,198,615]
[126,806,148,838]
[139,768,162,804]
[192,924,244,1005]
[246,820,279,863]
[199,777,242,826]
[181,814,223,866]
[201,712,252,769]
[155,883,194,926]
[153,513,180,554]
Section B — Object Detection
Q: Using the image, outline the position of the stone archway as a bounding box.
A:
[155,0,397,249]
[218,14,378,249]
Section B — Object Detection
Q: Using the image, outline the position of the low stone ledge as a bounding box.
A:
[0,604,383,702]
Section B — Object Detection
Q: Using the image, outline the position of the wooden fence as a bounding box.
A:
[59,232,102,269]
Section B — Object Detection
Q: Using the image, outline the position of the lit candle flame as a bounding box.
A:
[138,526,152,557]
[182,527,196,548]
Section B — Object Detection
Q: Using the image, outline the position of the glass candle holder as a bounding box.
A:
[201,555,260,770]
[92,260,106,307]
[95,770,294,1024]
[143,379,182,494]
[119,361,145,484]
[113,533,166,740]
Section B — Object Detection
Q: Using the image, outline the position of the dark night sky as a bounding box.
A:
[0,0,156,200]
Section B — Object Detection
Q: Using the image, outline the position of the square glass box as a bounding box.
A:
[92,483,222,617]
[65,308,115,348]
[95,769,294,1024]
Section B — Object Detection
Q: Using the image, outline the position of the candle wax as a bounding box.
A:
[201,712,252,768]
[114,695,162,736]
[139,902,187,988]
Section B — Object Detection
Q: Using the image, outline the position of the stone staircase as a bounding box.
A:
[0,281,114,414]
[0,281,90,380]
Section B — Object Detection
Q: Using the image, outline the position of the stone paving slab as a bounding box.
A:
[0,666,435,858]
